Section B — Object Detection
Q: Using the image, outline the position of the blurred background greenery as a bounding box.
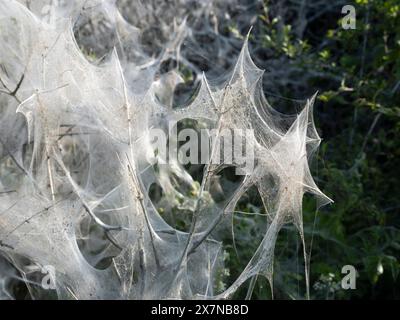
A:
[223,0,400,299]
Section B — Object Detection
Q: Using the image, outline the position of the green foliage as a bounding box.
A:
[239,0,400,299]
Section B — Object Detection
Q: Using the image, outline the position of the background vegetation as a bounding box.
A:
[222,0,400,299]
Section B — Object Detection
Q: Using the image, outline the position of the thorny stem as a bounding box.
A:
[175,82,232,272]
[187,176,250,256]
[173,36,256,267]
[126,154,161,269]
[117,55,161,269]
